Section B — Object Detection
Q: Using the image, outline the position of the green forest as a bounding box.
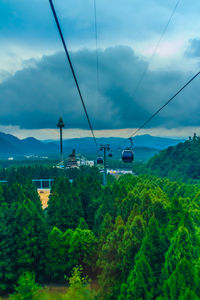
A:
[1,155,200,299]
[134,134,200,183]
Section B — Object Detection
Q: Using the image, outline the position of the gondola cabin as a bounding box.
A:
[122,149,134,163]
[97,157,103,164]
[108,153,112,157]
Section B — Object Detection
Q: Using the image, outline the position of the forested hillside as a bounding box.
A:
[1,166,200,299]
[136,134,200,183]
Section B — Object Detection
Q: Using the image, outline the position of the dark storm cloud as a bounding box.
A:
[185,38,200,58]
[0,46,199,130]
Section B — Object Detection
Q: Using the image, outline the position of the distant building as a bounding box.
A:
[76,154,94,167]
[66,149,78,169]
[86,160,95,167]
[107,169,133,175]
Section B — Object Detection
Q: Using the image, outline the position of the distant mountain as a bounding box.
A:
[21,137,58,153]
[133,134,184,149]
[59,135,184,153]
[0,132,57,156]
[0,132,184,160]
[0,132,21,144]
[0,137,20,154]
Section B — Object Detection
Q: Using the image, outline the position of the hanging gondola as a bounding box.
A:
[97,156,103,164]
[122,138,134,163]
[108,152,113,157]
[122,149,134,162]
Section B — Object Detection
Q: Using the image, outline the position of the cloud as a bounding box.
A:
[0,46,199,130]
[1,0,200,79]
[1,0,199,51]
[0,0,174,42]
[185,38,200,58]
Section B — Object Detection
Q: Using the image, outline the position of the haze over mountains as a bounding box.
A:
[0,132,184,160]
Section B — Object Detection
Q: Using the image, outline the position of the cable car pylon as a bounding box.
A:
[100,144,110,185]
[57,117,65,162]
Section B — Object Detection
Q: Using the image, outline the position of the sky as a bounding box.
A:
[0,0,200,140]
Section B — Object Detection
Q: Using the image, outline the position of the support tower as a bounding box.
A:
[100,144,110,185]
[57,117,65,162]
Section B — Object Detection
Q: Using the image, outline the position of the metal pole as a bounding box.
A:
[57,117,64,163]
[100,144,110,186]
[103,147,107,186]
[60,126,63,162]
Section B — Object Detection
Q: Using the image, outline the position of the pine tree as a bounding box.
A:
[10,272,40,300]
[68,228,96,271]
[124,254,155,300]
[99,213,113,240]
[142,217,167,282]
[124,216,167,299]
[47,177,84,231]
[14,197,47,280]
[163,226,198,280]
[119,214,145,281]
[163,258,199,299]
[97,217,125,299]
[0,186,17,293]
[93,186,115,234]
[74,174,101,228]
[46,227,72,281]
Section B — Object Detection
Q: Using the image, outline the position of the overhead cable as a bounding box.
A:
[130,71,200,138]
[93,0,100,93]
[49,0,98,148]
[132,0,181,99]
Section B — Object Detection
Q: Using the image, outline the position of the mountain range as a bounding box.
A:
[0,132,184,160]
[0,132,58,156]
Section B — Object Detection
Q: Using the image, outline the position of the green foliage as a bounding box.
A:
[99,213,113,239]
[46,226,96,282]
[97,217,126,299]
[0,182,47,294]
[0,186,17,293]
[63,266,96,300]
[68,228,97,272]
[141,217,167,279]
[73,174,101,229]
[94,186,115,234]
[1,165,200,300]
[146,134,200,182]
[15,199,47,276]
[122,254,155,300]
[121,217,167,300]
[10,272,40,300]
[163,258,199,299]
[96,174,200,299]
[77,217,89,230]
[47,170,102,232]
[46,227,72,281]
[47,177,84,231]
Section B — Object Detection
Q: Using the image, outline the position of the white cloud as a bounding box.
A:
[0,125,197,140]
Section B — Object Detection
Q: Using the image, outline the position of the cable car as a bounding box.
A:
[108,152,113,157]
[122,138,134,163]
[97,157,103,164]
[122,149,134,163]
